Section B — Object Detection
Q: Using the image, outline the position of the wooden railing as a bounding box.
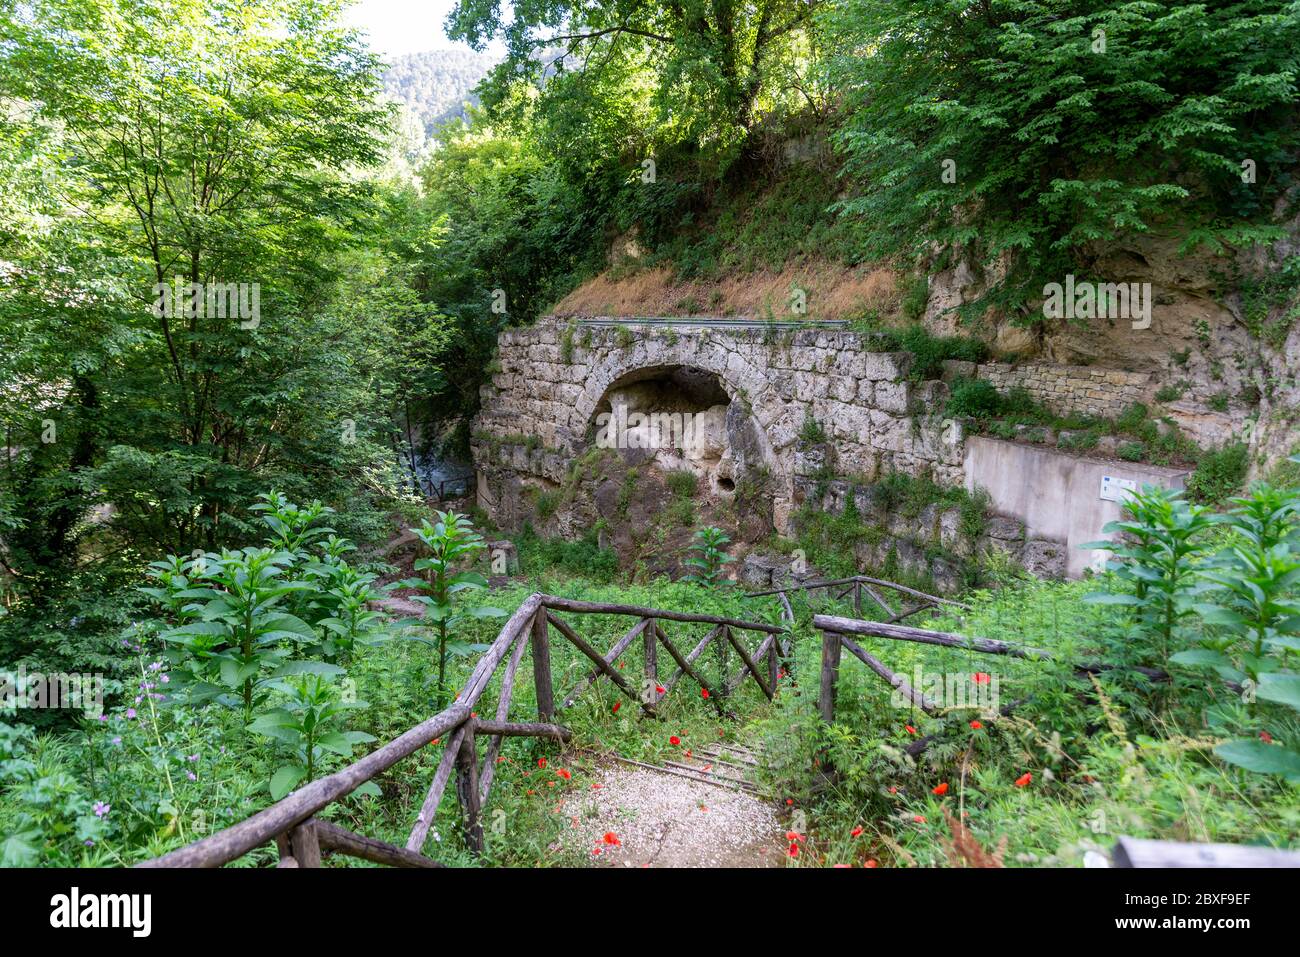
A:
[139,593,787,868]
[746,575,969,624]
[812,612,1300,868]
[425,473,474,501]
[812,613,1169,757]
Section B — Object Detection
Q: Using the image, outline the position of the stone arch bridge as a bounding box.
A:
[470,317,962,535]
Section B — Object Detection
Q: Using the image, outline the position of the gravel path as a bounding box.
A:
[557,761,786,868]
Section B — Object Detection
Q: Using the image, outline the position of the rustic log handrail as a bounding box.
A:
[1112,835,1300,868]
[814,615,1170,682]
[813,612,1172,753]
[542,595,786,633]
[745,574,971,613]
[140,592,786,868]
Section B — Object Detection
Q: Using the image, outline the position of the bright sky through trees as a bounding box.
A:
[343,0,503,58]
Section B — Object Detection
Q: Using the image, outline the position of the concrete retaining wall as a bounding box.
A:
[963,436,1191,578]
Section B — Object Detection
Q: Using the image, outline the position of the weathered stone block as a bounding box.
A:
[794,442,832,476]
[941,359,977,382]
[1023,539,1067,580]
[984,514,1025,542]
[874,380,912,414]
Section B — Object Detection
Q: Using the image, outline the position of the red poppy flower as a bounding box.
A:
[786,830,803,843]
[669,735,681,746]
[905,725,917,735]
[701,762,712,772]
[887,786,897,794]
[496,755,506,763]
[865,859,878,868]
[591,847,602,856]
[786,798,794,806]
[618,662,625,669]
[973,672,991,685]
[537,757,547,769]
[913,815,926,824]
[1260,730,1274,743]
[970,720,982,730]
[685,749,692,758]
[603,832,621,846]
[526,789,535,795]
[832,863,851,868]
[787,842,799,858]
[556,768,571,780]
[701,688,710,699]
[611,701,621,714]
[932,782,949,796]
[1014,772,1032,787]
[851,826,863,837]
[591,783,603,790]
[547,781,555,788]
[655,685,665,694]
[431,737,440,745]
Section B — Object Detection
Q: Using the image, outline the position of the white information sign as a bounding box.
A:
[1100,475,1137,503]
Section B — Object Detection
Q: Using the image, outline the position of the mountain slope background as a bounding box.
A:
[383,48,499,137]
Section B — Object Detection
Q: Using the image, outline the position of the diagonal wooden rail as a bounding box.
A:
[810,612,1300,869]
[811,613,1171,757]
[746,574,970,622]
[139,593,787,868]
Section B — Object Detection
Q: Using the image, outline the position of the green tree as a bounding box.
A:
[0,0,400,564]
[823,0,1300,314]
[450,0,822,145]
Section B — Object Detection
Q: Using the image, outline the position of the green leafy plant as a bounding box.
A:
[1084,486,1219,672]
[1185,443,1249,505]
[1171,478,1300,779]
[798,414,827,444]
[682,526,733,587]
[945,379,1005,419]
[0,722,106,865]
[160,547,319,721]
[825,0,1300,312]
[249,673,376,799]
[398,512,505,709]
[315,565,390,663]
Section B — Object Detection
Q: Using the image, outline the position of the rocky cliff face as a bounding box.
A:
[925,228,1299,475]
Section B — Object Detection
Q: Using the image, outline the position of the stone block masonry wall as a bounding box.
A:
[956,360,1153,420]
[472,317,965,533]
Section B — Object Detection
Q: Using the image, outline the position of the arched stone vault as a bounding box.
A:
[471,317,962,534]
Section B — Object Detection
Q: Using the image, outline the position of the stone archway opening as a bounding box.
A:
[587,365,741,497]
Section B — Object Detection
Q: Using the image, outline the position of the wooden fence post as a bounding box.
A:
[531,608,554,722]
[817,629,842,724]
[275,832,298,867]
[853,580,862,617]
[455,721,485,855]
[287,819,321,868]
[644,617,658,706]
[767,640,779,694]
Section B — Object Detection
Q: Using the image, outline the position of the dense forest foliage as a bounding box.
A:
[1,0,1298,868]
